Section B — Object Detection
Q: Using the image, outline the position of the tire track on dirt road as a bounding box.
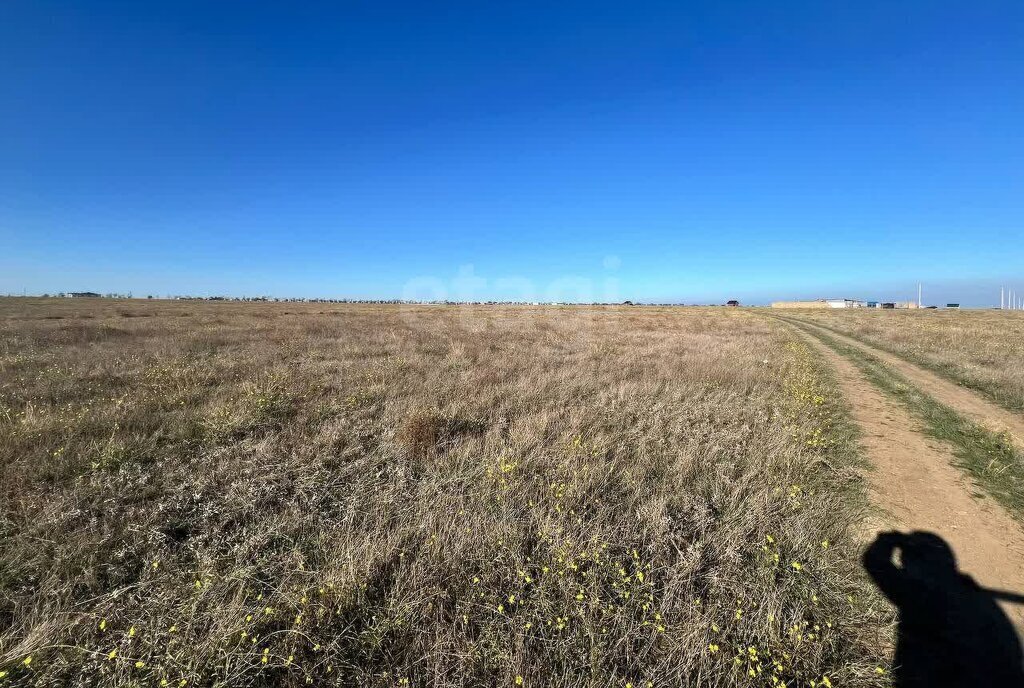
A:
[789,324,1024,632]
[791,318,1024,450]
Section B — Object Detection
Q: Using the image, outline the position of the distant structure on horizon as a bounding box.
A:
[771,298,921,309]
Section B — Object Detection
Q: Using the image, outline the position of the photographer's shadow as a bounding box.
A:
[863,531,1024,687]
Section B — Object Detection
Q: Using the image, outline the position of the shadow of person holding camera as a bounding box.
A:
[863,531,1024,686]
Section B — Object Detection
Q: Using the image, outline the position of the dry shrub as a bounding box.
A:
[399,409,484,461]
[399,409,445,460]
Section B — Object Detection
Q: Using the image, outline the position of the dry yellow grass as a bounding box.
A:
[0,299,887,686]
[780,309,1024,413]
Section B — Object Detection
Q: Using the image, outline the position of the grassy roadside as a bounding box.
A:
[779,317,1024,522]
[783,316,1024,415]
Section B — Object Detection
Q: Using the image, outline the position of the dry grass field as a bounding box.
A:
[0,299,888,687]
[782,309,1024,413]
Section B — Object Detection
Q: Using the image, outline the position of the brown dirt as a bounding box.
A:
[795,328,1024,631]
[798,319,1024,449]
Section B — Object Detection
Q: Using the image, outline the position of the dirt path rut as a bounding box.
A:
[795,328,1024,631]
[797,319,1024,449]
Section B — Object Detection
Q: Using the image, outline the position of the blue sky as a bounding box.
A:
[2,1,1022,304]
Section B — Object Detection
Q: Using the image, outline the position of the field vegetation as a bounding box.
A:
[0,299,888,686]
[782,309,1024,414]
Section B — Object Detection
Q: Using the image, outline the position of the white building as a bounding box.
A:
[825,299,866,308]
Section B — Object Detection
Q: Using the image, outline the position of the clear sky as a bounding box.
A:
[2,1,1022,305]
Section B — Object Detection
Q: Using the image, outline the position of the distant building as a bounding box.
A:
[726,300,740,307]
[68,292,101,298]
[946,303,960,309]
[870,301,920,309]
[771,299,865,309]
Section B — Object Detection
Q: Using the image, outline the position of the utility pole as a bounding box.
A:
[918,283,922,308]
[1002,286,1005,310]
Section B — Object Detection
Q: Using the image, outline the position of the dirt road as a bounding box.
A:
[792,326,1024,632]
[796,319,1024,449]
